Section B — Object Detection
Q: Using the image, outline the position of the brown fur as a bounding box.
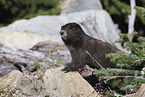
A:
[60,23,118,72]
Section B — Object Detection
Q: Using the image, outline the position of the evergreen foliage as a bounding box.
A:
[107,32,145,70]
[101,0,130,16]
[95,5,145,96]
[101,0,145,24]
[100,0,145,34]
[135,6,145,17]
[135,6,145,25]
[96,6,145,94]
[95,32,145,95]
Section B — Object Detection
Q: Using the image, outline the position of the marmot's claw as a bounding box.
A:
[61,67,69,73]
[61,66,73,73]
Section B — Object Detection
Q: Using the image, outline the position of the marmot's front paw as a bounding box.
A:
[61,66,71,73]
[61,64,77,73]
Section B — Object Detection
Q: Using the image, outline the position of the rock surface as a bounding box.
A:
[0,67,100,97]
[0,10,122,50]
[60,0,102,14]
[43,66,99,97]
[0,42,70,75]
[0,70,47,97]
[0,32,50,49]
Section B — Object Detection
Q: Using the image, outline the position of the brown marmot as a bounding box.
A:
[60,22,118,72]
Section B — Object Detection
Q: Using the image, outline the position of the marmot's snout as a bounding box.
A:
[60,30,67,40]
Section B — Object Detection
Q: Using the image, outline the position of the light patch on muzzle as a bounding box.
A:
[60,30,67,40]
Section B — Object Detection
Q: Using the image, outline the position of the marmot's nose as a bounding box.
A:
[60,31,64,35]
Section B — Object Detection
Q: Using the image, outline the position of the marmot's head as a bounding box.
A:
[60,22,84,45]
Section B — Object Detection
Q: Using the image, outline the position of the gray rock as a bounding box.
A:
[0,56,17,75]
[43,66,100,97]
[0,43,45,75]
[0,68,100,97]
[0,70,47,97]
[0,10,123,51]
[60,0,102,14]
[0,42,70,75]
[0,32,51,49]
[31,40,71,63]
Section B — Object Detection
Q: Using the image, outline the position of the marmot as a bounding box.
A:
[60,22,118,72]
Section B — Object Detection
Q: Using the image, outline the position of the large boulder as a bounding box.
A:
[0,70,47,96]
[0,42,70,75]
[0,67,100,97]
[60,0,102,14]
[0,10,122,50]
[0,32,50,49]
[43,66,99,97]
